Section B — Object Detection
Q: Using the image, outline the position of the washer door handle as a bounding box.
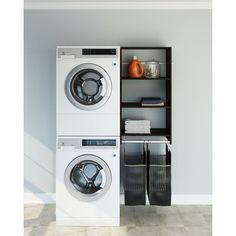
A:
[100,78,106,97]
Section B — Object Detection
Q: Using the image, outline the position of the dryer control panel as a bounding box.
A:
[57,137,119,150]
[57,47,119,59]
[82,48,116,56]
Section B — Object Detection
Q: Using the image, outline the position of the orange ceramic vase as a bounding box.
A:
[128,56,144,78]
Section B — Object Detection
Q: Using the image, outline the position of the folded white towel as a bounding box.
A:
[125,119,150,123]
[125,127,150,130]
[125,119,151,126]
[125,127,151,132]
[125,124,151,129]
[125,129,151,134]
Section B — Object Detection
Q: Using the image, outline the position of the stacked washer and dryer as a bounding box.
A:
[56,47,120,226]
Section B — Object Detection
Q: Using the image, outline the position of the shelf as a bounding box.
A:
[121,77,170,81]
[122,102,171,108]
[122,128,171,137]
[121,47,171,50]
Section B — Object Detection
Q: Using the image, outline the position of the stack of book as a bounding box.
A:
[141,97,165,107]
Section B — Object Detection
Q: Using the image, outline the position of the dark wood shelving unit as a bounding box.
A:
[120,47,172,143]
[121,47,172,207]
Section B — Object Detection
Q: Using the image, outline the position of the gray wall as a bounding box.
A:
[24,0,211,2]
[24,10,212,195]
[25,0,211,3]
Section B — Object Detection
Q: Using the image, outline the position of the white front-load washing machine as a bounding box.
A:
[56,46,120,136]
[56,136,120,226]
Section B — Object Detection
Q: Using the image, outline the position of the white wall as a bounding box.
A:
[24,10,212,195]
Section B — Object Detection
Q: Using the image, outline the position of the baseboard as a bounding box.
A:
[24,193,212,205]
[171,194,212,205]
[120,194,212,205]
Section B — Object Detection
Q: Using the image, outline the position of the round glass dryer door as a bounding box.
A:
[65,63,112,111]
[64,154,112,201]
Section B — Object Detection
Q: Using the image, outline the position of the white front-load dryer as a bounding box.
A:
[56,46,120,136]
[56,136,120,226]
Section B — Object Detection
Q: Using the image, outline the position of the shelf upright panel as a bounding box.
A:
[120,47,123,143]
[166,47,172,143]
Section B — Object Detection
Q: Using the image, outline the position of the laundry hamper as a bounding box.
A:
[147,148,171,206]
[124,144,146,205]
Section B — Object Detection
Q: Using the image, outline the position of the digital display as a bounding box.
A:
[82,49,116,55]
[82,139,116,146]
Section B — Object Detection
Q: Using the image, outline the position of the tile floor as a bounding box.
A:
[24,204,212,236]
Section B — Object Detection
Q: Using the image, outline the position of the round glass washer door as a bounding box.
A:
[65,63,112,111]
[64,154,112,202]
